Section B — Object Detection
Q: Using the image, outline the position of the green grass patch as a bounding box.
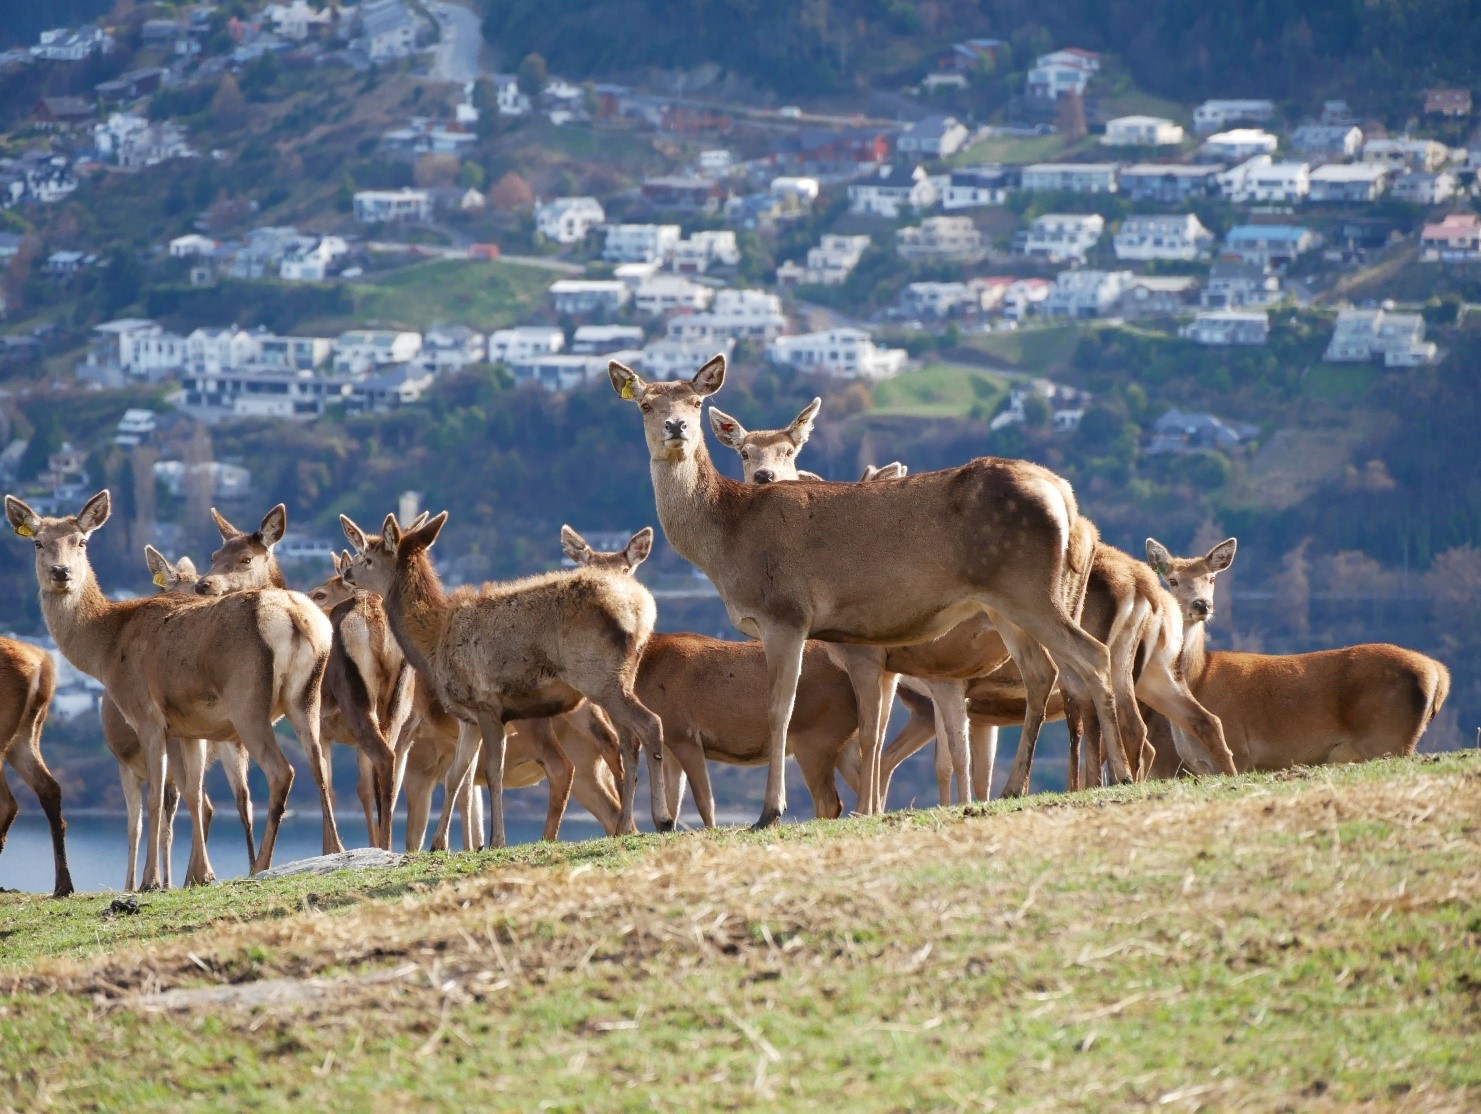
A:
[950,132,1076,166]
[305,259,555,333]
[1303,362,1380,404]
[869,362,1008,418]
[961,324,1083,372]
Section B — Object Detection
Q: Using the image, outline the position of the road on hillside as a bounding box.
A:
[428,1,483,83]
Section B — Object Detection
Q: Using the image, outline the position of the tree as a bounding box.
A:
[414,153,461,188]
[100,247,143,316]
[487,171,534,210]
[17,411,59,482]
[457,160,486,190]
[517,53,548,98]
[335,173,355,213]
[1273,539,1312,638]
[163,175,189,216]
[211,74,248,130]
[1021,393,1052,428]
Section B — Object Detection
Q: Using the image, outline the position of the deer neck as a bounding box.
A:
[385,549,448,679]
[1179,621,1209,687]
[40,567,131,684]
[650,440,732,574]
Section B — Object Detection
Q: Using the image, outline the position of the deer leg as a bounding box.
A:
[342,687,397,851]
[662,745,689,828]
[466,778,485,851]
[525,718,574,842]
[5,737,70,898]
[993,622,1059,799]
[161,765,179,890]
[403,765,433,852]
[477,714,509,849]
[216,741,255,868]
[0,767,15,860]
[1082,702,1105,788]
[567,743,623,837]
[175,738,215,887]
[792,731,844,819]
[757,626,808,828]
[969,722,999,802]
[135,722,170,892]
[1138,664,1237,777]
[435,722,480,852]
[293,710,344,857]
[832,646,891,815]
[924,679,971,805]
[1064,695,1084,793]
[117,761,143,891]
[666,734,715,829]
[232,718,294,875]
[877,699,938,808]
[355,748,377,846]
[583,680,666,833]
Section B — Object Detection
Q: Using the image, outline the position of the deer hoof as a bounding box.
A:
[751,807,782,831]
[654,819,676,834]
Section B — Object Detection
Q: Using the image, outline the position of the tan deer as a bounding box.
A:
[6,491,333,888]
[0,635,71,897]
[339,510,665,845]
[707,395,1104,809]
[612,354,1128,827]
[1148,537,1450,770]
[194,505,289,596]
[562,526,865,825]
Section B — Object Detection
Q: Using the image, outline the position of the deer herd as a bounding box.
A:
[0,354,1453,898]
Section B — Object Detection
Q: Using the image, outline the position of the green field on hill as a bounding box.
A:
[2,753,1477,1111]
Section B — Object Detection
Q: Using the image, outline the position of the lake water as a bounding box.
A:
[0,810,610,894]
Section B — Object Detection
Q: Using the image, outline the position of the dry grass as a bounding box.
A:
[1,754,1478,1111]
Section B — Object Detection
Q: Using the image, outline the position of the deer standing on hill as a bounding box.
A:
[707,396,1103,809]
[339,510,665,845]
[563,526,866,825]
[0,635,71,897]
[612,355,1127,828]
[1148,537,1450,770]
[6,491,332,888]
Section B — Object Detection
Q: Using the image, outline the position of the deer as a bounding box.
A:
[562,526,866,826]
[338,510,665,846]
[94,547,259,891]
[1148,537,1450,771]
[309,552,625,850]
[0,635,71,897]
[707,395,1105,810]
[612,354,1129,828]
[6,491,333,888]
[193,505,289,596]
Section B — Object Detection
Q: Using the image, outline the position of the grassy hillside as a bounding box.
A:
[2,753,1477,1110]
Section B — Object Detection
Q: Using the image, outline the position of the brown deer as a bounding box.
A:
[707,396,1103,809]
[339,510,665,845]
[6,491,332,887]
[612,354,1127,827]
[0,635,71,897]
[563,526,865,825]
[310,552,625,850]
[194,505,289,596]
[1148,537,1450,770]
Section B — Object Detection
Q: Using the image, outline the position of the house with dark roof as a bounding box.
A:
[33,96,94,128]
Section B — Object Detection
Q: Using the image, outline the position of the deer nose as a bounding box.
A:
[1191,598,1211,618]
[49,565,70,582]
[753,469,775,484]
[195,579,216,596]
[663,418,687,438]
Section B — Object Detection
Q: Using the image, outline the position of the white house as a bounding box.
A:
[896,115,970,159]
[848,164,937,218]
[419,325,485,373]
[361,0,417,61]
[1202,261,1281,309]
[1020,163,1119,193]
[93,112,191,168]
[1362,137,1451,173]
[1324,308,1437,366]
[492,74,531,117]
[1217,156,1310,204]
[352,188,431,223]
[1026,48,1099,99]
[896,216,985,262]
[1390,170,1458,206]
[548,279,631,316]
[1420,213,1481,260]
[665,289,786,343]
[634,276,714,316]
[279,236,347,282]
[775,234,871,287]
[168,234,217,258]
[1114,214,1214,261]
[487,326,565,365]
[942,165,1014,209]
[571,325,645,354]
[671,230,740,274]
[1182,310,1270,346]
[535,196,606,244]
[186,326,258,376]
[257,334,332,372]
[90,319,186,380]
[1290,124,1364,159]
[638,337,735,381]
[153,459,253,498]
[1041,270,1133,320]
[176,370,354,422]
[603,224,681,264]
[352,363,435,410]
[1021,213,1105,263]
[333,329,423,373]
[265,2,332,40]
[1202,129,1279,162]
[1306,162,1389,203]
[1193,99,1275,134]
[1103,116,1184,147]
[768,328,907,380]
[999,278,1052,320]
[114,408,158,447]
[1223,225,1319,267]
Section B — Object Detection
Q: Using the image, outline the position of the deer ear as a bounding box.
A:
[382,513,402,549]
[210,507,240,541]
[608,360,646,402]
[257,503,287,547]
[6,495,40,538]
[560,524,591,564]
[708,406,747,450]
[411,511,430,529]
[76,490,110,535]
[786,397,822,446]
[862,462,906,481]
[175,555,197,579]
[624,526,654,568]
[340,514,369,552]
[1207,538,1238,572]
[692,353,726,397]
[402,510,447,553]
[1145,538,1172,578]
[144,544,170,584]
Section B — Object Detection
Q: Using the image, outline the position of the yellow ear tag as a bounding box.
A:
[620,380,636,400]
[14,522,35,538]
[153,571,169,588]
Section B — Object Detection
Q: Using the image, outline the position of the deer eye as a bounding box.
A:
[1168,578,1178,587]
[33,541,41,549]
[640,403,653,413]
[740,451,750,461]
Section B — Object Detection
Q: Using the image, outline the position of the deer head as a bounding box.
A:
[340,511,445,595]
[308,550,358,612]
[144,545,199,594]
[609,355,726,463]
[1146,536,1238,625]
[196,504,287,596]
[860,462,908,482]
[560,525,653,575]
[6,490,110,597]
[708,398,821,484]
